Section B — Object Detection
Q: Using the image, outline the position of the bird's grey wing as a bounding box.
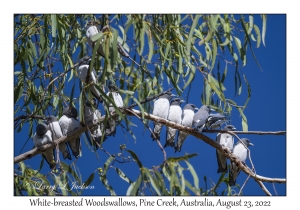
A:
[216,149,228,173]
[164,127,176,147]
[216,134,228,173]
[229,162,240,186]
[68,137,81,158]
[152,122,162,141]
[175,131,188,152]
[42,148,56,170]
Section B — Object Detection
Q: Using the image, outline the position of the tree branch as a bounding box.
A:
[203,130,286,135]
[14,108,286,185]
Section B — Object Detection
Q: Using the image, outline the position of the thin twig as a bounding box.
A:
[125,108,167,162]
[238,174,251,196]
[256,180,272,196]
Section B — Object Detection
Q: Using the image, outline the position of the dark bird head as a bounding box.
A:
[108,83,119,92]
[63,106,78,119]
[78,56,91,66]
[199,105,215,113]
[240,138,254,147]
[45,115,58,124]
[170,98,185,106]
[184,104,197,111]
[159,91,176,100]
[86,98,97,108]
[223,125,236,131]
[36,123,49,137]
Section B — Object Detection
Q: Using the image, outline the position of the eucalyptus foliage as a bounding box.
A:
[14,14,267,196]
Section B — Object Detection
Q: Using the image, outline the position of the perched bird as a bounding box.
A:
[193,105,215,132]
[77,57,103,104]
[46,115,71,160]
[86,22,105,57]
[229,138,254,186]
[84,98,105,149]
[106,83,124,136]
[175,104,197,152]
[216,125,236,173]
[206,113,228,130]
[32,123,56,170]
[151,91,175,141]
[59,107,82,158]
[164,98,185,148]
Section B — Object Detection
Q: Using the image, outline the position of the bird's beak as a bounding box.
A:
[249,143,254,146]
[171,94,176,97]
[210,108,215,112]
[180,100,185,103]
[194,107,199,111]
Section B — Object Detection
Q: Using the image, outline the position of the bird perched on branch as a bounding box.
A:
[193,105,215,132]
[78,56,103,105]
[229,138,254,186]
[106,83,124,136]
[32,123,56,170]
[86,22,105,58]
[206,113,228,130]
[175,104,197,152]
[84,98,106,149]
[216,125,236,173]
[59,106,82,158]
[151,91,175,141]
[45,115,71,160]
[165,98,185,148]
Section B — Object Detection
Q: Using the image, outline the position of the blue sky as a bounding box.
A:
[13,14,286,196]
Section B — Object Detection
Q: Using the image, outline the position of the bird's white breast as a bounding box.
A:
[153,98,170,119]
[168,105,182,123]
[233,143,248,162]
[49,121,63,140]
[182,109,194,127]
[33,130,53,147]
[78,65,88,81]
[59,115,71,135]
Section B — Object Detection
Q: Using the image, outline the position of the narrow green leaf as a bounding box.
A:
[261,14,267,46]
[20,162,26,177]
[237,107,248,131]
[142,168,161,195]
[126,149,143,168]
[247,15,254,35]
[186,14,200,58]
[60,162,81,184]
[253,24,261,48]
[153,170,168,195]
[243,74,251,109]
[14,83,23,104]
[146,29,154,63]
[183,65,196,90]
[51,15,57,41]
[118,25,126,44]
[211,39,217,70]
[167,153,198,162]
[185,160,199,190]
[115,168,132,184]
[176,163,185,195]
[184,178,200,195]
[126,174,142,195]
[83,172,95,188]
[66,54,74,82]
[103,156,114,176]
[91,31,104,42]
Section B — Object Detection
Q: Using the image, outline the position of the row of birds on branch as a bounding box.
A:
[150,91,254,186]
[31,22,253,186]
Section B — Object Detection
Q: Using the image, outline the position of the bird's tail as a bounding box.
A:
[152,122,162,141]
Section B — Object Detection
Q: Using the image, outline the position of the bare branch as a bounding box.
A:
[203,130,286,136]
[255,180,272,196]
